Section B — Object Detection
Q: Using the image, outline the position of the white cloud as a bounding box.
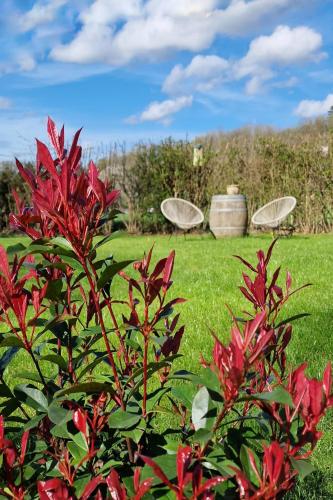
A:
[80,0,141,24]
[18,0,69,33]
[126,96,193,124]
[272,76,299,88]
[162,25,322,98]
[163,55,230,95]
[51,0,298,65]
[0,97,12,110]
[239,25,324,74]
[16,53,37,72]
[236,25,324,94]
[294,94,333,118]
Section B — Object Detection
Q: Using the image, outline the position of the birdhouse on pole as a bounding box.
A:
[193,144,204,166]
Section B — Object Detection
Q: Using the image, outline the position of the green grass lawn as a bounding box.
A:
[1,233,333,497]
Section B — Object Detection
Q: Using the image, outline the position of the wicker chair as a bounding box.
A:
[161,198,204,231]
[251,196,297,235]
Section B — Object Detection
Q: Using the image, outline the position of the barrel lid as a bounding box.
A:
[211,194,246,201]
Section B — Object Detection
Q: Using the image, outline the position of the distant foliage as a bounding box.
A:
[201,123,333,233]
[94,119,333,234]
[97,138,214,234]
[0,119,332,498]
[0,162,31,233]
[1,119,333,234]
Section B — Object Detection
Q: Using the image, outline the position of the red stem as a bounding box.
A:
[142,336,149,417]
[80,258,124,407]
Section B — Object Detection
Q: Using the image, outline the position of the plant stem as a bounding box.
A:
[142,336,149,417]
[201,404,231,456]
[28,347,49,392]
[80,258,124,407]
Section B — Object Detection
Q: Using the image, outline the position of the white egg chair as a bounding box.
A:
[251,196,297,234]
[161,198,204,231]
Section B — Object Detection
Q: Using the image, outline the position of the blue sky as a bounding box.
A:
[0,0,333,159]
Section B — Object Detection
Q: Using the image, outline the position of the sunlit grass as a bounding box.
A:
[1,233,332,496]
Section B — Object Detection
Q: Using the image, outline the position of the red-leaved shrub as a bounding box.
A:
[0,118,331,499]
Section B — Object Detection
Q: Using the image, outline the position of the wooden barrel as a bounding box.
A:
[209,194,247,237]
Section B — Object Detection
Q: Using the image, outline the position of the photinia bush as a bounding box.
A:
[0,118,332,499]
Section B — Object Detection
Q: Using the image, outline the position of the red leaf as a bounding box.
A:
[15,158,35,189]
[234,254,257,273]
[68,127,83,167]
[59,125,65,152]
[243,310,266,349]
[37,478,71,500]
[264,442,284,484]
[47,117,63,157]
[20,430,29,465]
[36,139,58,180]
[163,250,175,291]
[151,258,167,280]
[81,476,104,500]
[323,362,332,400]
[265,238,278,266]
[239,286,256,305]
[133,468,141,492]
[106,190,120,206]
[106,469,127,500]
[196,476,227,495]
[0,415,4,441]
[73,408,87,435]
[177,446,192,488]
[133,478,154,500]
[0,246,10,281]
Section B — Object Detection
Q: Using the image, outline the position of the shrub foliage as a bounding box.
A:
[95,120,333,233]
[0,119,332,499]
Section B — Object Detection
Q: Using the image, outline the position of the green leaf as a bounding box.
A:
[77,356,107,381]
[7,243,26,255]
[40,354,68,372]
[60,255,83,270]
[192,428,212,446]
[24,414,44,431]
[51,423,72,439]
[97,260,134,290]
[275,313,311,328]
[55,382,115,398]
[203,458,237,476]
[290,458,315,480]
[0,383,12,398]
[249,387,293,407]
[17,370,55,385]
[72,432,88,451]
[45,279,64,300]
[68,441,87,463]
[146,387,169,412]
[161,440,179,455]
[141,454,176,484]
[0,347,19,376]
[0,336,24,348]
[50,237,75,252]
[14,384,48,412]
[109,410,141,429]
[48,401,72,425]
[120,427,145,443]
[93,231,124,251]
[192,386,210,430]
[240,445,260,487]
[171,386,193,410]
